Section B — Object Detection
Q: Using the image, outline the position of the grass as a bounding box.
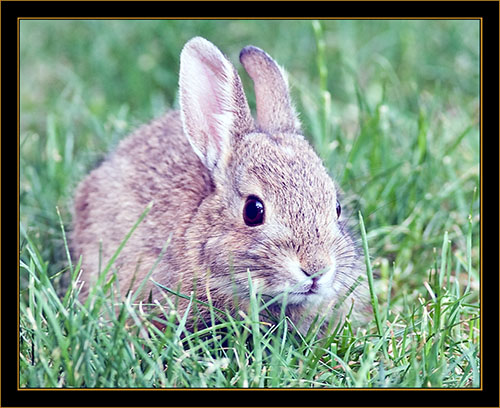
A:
[19,19,480,388]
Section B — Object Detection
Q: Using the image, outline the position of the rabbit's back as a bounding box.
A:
[72,111,212,299]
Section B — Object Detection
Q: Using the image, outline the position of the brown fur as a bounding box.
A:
[72,37,370,334]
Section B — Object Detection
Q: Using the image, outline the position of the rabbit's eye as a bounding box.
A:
[336,199,341,218]
[243,196,265,226]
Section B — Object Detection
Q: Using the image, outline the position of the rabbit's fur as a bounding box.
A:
[72,37,370,333]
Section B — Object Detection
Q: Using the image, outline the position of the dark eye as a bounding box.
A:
[243,196,265,226]
[336,199,341,218]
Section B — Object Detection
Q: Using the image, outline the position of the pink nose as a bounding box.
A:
[300,269,320,293]
[300,260,330,277]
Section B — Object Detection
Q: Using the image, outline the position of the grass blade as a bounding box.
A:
[358,211,383,336]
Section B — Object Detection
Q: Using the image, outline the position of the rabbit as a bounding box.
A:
[72,36,371,334]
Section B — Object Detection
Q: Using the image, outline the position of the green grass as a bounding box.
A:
[20,19,480,388]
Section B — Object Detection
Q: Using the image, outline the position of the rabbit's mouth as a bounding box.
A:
[271,259,337,304]
[286,291,322,306]
[290,277,319,296]
[284,279,322,305]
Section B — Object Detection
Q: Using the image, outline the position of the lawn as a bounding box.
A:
[19,19,480,388]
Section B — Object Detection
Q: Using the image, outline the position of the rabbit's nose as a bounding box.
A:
[300,267,312,276]
[300,255,331,277]
[299,269,320,293]
[301,266,327,283]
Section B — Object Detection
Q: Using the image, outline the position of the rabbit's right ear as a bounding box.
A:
[179,37,254,178]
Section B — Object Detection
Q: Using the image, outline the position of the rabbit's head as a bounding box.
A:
[179,37,365,321]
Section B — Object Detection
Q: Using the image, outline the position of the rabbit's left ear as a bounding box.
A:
[180,37,254,176]
[240,46,301,133]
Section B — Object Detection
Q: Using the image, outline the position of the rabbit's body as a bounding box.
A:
[74,111,209,303]
[72,37,370,332]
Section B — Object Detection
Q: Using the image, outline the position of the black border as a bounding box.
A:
[6,1,499,407]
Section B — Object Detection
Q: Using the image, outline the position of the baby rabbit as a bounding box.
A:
[72,37,370,333]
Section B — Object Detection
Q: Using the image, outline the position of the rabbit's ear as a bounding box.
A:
[240,46,301,133]
[180,37,254,176]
